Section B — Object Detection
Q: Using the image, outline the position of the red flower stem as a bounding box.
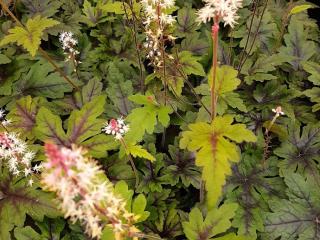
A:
[211,19,220,120]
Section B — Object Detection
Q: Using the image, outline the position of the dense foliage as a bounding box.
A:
[0,0,319,239]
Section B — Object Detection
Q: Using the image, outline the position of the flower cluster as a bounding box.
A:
[141,0,176,67]
[59,31,80,65]
[141,0,176,27]
[42,143,137,239]
[197,0,243,27]
[0,132,38,184]
[102,118,129,140]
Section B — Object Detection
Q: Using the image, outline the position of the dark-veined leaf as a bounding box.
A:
[264,172,320,239]
[67,95,106,143]
[0,173,60,239]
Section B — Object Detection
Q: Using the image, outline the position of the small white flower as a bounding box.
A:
[28,178,34,186]
[24,167,33,177]
[0,109,6,119]
[272,106,285,116]
[33,164,43,173]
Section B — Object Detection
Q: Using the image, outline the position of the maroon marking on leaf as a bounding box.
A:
[68,108,95,143]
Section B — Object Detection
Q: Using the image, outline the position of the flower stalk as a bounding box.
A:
[102,118,139,188]
[211,18,220,119]
[263,106,285,167]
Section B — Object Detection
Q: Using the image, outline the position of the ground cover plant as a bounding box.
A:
[0,0,319,239]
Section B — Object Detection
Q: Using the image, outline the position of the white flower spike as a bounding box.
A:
[42,143,137,239]
[59,31,80,65]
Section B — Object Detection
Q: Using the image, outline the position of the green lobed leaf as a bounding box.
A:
[126,144,155,162]
[0,16,59,56]
[182,203,238,240]
[126,94,172,143]
[180,115,256,208]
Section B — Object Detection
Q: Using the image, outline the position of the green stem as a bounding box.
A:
[119,138,139,189]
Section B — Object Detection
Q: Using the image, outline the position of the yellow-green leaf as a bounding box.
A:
[180,115,256,209]
[0,16,59,56]
[208,65,241,95]
[289,4,313,15]
[127,144,155,161]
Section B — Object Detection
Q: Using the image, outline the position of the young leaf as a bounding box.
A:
[196,65,247,118]
[126,144,155,162]
[166,51,205,95]
[304,87,320,112]
[180,115,256,208]
[182,203,238,240]
[289,4,313,15]
[126,94,172,143]
[114,181,149,222]
[0,16,59,56]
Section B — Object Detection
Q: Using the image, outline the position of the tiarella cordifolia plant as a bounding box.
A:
[42,143,139,239]
[0,0,319,239]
